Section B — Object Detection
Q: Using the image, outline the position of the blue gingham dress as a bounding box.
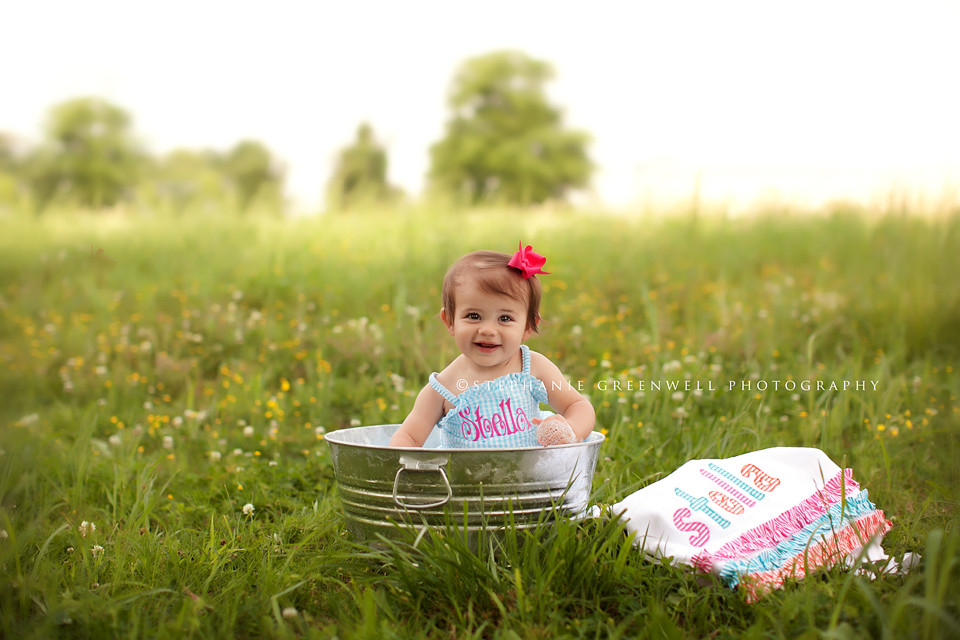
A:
[430,345,554,448]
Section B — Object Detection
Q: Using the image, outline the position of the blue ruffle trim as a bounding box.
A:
[719,489,878,587]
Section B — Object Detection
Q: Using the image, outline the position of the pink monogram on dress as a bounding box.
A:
[458,397,530,442]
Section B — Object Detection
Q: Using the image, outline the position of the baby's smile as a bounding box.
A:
[475,341,500,352]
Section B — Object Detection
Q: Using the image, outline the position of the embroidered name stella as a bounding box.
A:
[459,397,530,442]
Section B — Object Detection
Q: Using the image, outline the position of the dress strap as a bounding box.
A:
[429,373,460,405]
[520,344,531,374]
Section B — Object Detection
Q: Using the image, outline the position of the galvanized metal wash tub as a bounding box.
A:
[325,424,605,548]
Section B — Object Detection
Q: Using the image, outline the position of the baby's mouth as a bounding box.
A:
[475,342,500,352]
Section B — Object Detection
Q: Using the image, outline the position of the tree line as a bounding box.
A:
[0,51,593,214]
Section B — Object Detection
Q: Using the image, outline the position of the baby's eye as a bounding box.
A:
[466,312,481,320]
[499,315,514,323]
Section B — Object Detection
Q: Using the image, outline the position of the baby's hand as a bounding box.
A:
[532,414,580,446]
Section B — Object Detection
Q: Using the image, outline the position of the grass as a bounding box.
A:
[0,205,958,638]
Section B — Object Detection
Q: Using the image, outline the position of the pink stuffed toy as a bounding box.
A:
[536,414,580,446]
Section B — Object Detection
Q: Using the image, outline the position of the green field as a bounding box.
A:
[1,207,958,638]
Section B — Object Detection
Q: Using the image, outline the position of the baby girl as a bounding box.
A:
[389,243,595,448]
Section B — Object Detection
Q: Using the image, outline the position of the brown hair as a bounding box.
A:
[441,250,543,333]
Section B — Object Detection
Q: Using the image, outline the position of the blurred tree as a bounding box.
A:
[28,97,142,210]
[0,133,19,172]
[326,123,401,211]
[428,50,593,206]
[222,140,283,212]
[149,149,226,215]
[0,133,24,207]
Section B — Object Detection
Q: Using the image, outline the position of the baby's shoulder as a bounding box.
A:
[527,349,560,375]
[434,356,468,389]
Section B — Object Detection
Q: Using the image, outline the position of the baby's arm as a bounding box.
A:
[388,383,445,447]
[530,351,595,441]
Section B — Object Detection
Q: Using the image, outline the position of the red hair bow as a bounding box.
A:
[508,241,551,279]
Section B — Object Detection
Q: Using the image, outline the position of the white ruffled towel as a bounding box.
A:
[612,447,916,601]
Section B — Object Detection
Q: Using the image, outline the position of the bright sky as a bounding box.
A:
[2,0,959,213]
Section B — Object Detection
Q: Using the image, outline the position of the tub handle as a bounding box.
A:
[393,456,452,510]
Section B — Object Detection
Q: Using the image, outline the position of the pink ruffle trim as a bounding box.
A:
[692,469,859,571]
[739,510,892,602]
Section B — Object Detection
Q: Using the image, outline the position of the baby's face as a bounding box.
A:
[443,275,532,371]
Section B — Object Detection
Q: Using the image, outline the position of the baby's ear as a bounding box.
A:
[440,308,454,333]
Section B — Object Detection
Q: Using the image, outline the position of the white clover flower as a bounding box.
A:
[91,545,104,558]
[243,426,255,438]
[140,341,152,352]
[143,401,153,410]
[108,434,122,447]
[95,366,108,375]
[195,410,208,422]
[314,426,326,436]
[709,364,722,373]
[663,360,682,372]
[232,290,243,301]
[617,397,627,404]
[600,360,612,369]
[67,546,74,553]
[242,503,254,516]
[97,398,107,407]
[570,325,582,336]
[389,373,405,393]
[683,355,696,364]
[693,389,703,398]
[282,607,298,619]
[0,529,8,539]
[237,419,247,426]
[671,391,684,402]
[675,407,686,416]
[268,460,278,467]
[210,451,222,462]
[349,418,361,427]
[79,521,96,537]
[233,448,243,456]
[162,436,174,450]
[405,305,420,318]
[780,416,789,422]
[791,393,801,402]
[172,416,184,428]
[183,409,197,420]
